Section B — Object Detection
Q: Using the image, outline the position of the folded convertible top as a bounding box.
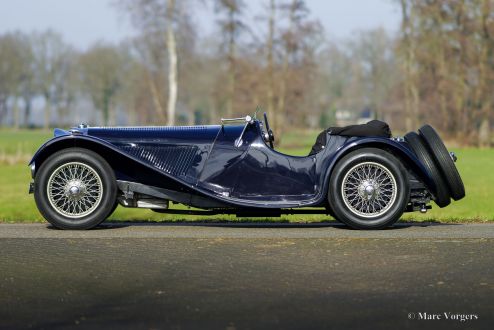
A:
[309,120,391,155]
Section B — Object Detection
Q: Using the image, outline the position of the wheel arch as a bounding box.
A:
[321,139,433,201]
[31,136,129,178]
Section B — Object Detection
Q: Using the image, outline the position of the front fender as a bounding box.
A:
[30,131,125,172]
[30,133,200,194]
[320,137,434,200]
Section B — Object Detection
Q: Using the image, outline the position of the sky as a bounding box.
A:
[0,0,401,50]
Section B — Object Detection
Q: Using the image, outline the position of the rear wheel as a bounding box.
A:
[107,200,119,219]
[34,148,117,230]
[404,132,450,207]
[418,125,465,200]
[328,148,409,229]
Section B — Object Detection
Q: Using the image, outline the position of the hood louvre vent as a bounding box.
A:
[120,145,198,177]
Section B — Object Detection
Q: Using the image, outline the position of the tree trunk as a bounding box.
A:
[266,0,276,128]
[56,103,68,127]
[43,96,51,130]
[166,0,178,126]
[0,98,6,125]
[276,54,288,139]
[127,102,137,126]
[400,0,418,132]
[276,0,296,142]
[430,3,448,132]
[110,101,117,126]
[102,106,109,126]
[479,118,491,148]
[13,96,19,130]
[23,99,31,128]
[226,7,236,118]
[437,49,448,132]
[147,72,165,123]
[477,0,491,147]
[452,1,467,139]
[102,90,110,126]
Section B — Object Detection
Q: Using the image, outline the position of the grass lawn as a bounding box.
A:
[0,129,492,223]
[0,129,52,154]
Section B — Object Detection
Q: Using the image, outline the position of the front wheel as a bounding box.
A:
[34,148,117,230]
[328,148,410,229]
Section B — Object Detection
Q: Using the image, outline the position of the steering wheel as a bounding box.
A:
[263,112,275,148]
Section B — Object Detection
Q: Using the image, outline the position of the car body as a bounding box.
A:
[29,114,464,229]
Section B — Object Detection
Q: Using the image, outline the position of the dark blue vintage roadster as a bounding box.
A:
[29,113,464,230]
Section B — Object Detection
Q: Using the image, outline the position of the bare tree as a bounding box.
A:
[16,33,36,129]
[79,44,123,125]
[276,0,300,135]
[477,0,493,147]
[351,28,396,120]
[395,0,493,144]
[118,0,184,125]
[0,33,30,127]
[31,31,71,129]
[399,0,419,131]
[266,0,276,123]
[276,0,322,133]
[215,0,245,117]
[19,38,36,128]
[165,0,178,125]
[54,48,78,126]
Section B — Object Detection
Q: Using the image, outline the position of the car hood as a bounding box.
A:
[86,125,222,144]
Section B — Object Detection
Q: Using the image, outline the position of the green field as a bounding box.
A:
[0,129,492,223]
[0,129,52,164]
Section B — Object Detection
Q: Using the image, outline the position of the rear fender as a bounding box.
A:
[321,137,433,198]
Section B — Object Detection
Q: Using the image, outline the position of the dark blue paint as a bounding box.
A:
[30,120,431,209]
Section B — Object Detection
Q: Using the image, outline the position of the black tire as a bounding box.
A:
[418,125,465,200]
[328,148,410,229]
[404,132,450,207]
[107,200,119,218]
[34,148,117,230]
[325,204,337,220]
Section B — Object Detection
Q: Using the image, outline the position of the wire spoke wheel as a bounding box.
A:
[47,162,103,219]
[341,161,397,218]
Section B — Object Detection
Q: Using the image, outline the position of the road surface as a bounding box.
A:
[0,222,493,329]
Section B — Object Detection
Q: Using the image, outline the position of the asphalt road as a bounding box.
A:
[0,222,493,330]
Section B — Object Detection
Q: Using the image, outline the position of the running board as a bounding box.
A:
[152,208,329,217]
[116,180,229,209]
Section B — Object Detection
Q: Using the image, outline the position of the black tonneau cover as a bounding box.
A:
[309,120,391,155]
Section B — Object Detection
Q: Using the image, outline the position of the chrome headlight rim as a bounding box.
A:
[30,163,36,179]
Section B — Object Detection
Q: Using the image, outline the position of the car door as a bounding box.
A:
[232,141,318,202]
